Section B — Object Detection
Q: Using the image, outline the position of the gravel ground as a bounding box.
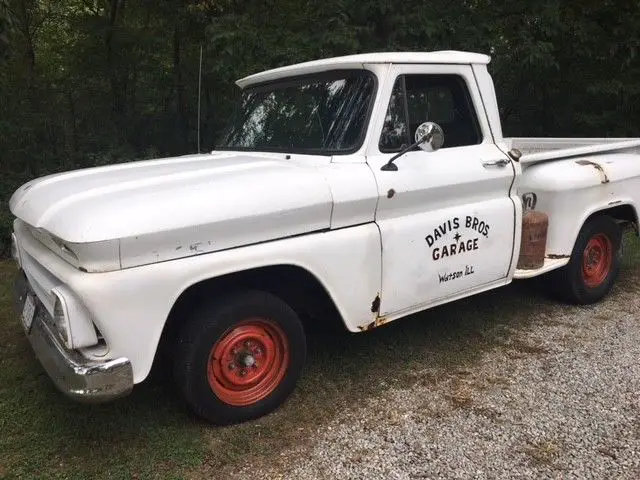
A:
[223,271,640,479]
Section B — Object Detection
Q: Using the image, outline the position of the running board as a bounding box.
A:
[514,257,570,279]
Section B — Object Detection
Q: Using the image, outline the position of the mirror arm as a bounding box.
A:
[381,135,428,172]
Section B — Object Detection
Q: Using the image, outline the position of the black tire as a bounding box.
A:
[549,215,622,304]
[173,290,306,425]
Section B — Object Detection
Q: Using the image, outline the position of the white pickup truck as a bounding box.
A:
[9,51,640,425]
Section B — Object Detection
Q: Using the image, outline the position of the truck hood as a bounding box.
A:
[10,152,334,269]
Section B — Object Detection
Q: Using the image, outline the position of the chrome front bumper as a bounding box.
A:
[13,271,134,403]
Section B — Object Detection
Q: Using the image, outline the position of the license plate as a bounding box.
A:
[22,294,36,333]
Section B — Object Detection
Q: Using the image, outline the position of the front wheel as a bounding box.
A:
[173,290,306,425]
[550,215,622,304]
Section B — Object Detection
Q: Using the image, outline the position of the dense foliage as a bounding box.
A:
[1,0,639,256]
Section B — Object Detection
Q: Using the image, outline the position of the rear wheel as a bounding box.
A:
[550,215,622,304]
[173,290,306,424]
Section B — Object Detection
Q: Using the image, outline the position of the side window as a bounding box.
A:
[379,74,482,152]
[378,77,408,152]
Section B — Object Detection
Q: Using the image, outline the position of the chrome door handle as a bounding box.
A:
[482,158,510,168]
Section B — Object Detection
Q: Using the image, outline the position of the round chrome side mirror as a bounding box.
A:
[415,122,444,152]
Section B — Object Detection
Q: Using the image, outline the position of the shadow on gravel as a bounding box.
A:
[194,241,640,478]
[199,235,640,477]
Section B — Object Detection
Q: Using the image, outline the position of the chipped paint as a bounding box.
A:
[608,200,622,206]
[575,160,610,184]
[387,189,396,199]
[546,253,570,259]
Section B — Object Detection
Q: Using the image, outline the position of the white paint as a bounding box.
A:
[471,64,505,144]
[236,51,491,88]
[10,153,336,269]
[514,257,570,279]
[366,63,518,316]
[518,153,640,256]
[8,50,640,391]
[320,163,379,229]
[14,216,382,382]
[510,138,640,164]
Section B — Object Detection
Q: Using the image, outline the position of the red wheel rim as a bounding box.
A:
[582,233,613,288]
[207,318,289,406]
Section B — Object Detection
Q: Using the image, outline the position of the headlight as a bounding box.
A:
[49,286,99,350]
[10,233,21,267]
[51,289,72,349]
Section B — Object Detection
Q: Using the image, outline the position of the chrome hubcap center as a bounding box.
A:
[240,353,256,368]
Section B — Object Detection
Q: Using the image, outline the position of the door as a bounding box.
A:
[369,64,517,316]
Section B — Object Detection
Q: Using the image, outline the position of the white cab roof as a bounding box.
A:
[236,50,491,88]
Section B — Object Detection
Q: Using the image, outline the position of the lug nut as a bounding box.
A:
[228,363,236,370]
[240,369,248,377]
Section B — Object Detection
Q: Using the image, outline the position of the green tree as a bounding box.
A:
[1,0,639,257]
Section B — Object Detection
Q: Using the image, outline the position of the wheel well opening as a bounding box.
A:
[155,265,346,367]
[589,204,639,235]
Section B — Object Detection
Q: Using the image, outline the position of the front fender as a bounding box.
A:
[68,224,382,383]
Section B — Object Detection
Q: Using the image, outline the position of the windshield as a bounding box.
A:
[216,70,376,154]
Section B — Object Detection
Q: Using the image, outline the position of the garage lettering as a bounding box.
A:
[432,238,479,260]
[438,265,476,284]
[438,270,463,283]
[425,215,491,261]
[465,215,490,237]
[425,217,460,247]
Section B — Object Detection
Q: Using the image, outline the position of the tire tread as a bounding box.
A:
[172,289,306,424]
[549,215,621,304]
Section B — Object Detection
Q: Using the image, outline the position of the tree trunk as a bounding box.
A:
[105,0,126,139]
[173,23,188,153]
[17,0,35,87]
[64,88,78,163]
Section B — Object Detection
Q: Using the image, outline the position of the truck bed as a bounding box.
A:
[505,137,640,165]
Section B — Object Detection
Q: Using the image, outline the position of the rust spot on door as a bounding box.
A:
[357,295,390,331]
[370,294,380,313]
[575,160,610,184]
[358,315,391,331]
